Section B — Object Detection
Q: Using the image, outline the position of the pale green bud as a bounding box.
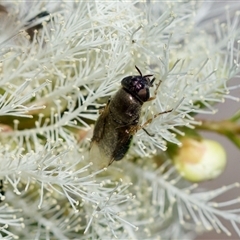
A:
[173,138,226,182]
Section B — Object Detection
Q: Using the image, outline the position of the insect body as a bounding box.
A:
[26,11,50,41]
[90,66,170,169]
[0,179,5,202]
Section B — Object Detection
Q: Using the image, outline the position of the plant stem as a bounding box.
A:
[196,119,240,148]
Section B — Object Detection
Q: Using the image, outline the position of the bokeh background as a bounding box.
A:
[193,2,240,239]
[196,78,240,240]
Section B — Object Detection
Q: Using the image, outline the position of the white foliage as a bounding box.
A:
[0,1,240,239]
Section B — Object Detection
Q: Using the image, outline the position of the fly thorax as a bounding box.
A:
[109,89,142,125]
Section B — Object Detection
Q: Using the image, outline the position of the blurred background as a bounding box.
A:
[192,2,240,239]
[196,79,240,240]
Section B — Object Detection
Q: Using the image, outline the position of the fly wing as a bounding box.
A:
[91,102,109,142]
[112,129,133,162]
[89,141,112,170]
[90,102,110,170]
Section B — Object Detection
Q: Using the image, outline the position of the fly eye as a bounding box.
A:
[137,88,149,102]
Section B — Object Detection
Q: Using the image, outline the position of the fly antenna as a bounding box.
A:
[135,65,142,76]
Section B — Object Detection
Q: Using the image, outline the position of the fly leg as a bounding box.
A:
[142,78,172,136]
[99,98,110,114]
[129,109,173,137]
[147,79,162,102]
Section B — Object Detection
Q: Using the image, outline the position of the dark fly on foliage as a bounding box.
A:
[90,66,172,169]
[0,4,7,13]
[26,11,50,41]
[0,180,5,202]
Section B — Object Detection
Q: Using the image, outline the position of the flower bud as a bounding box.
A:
[173,138,226,182]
